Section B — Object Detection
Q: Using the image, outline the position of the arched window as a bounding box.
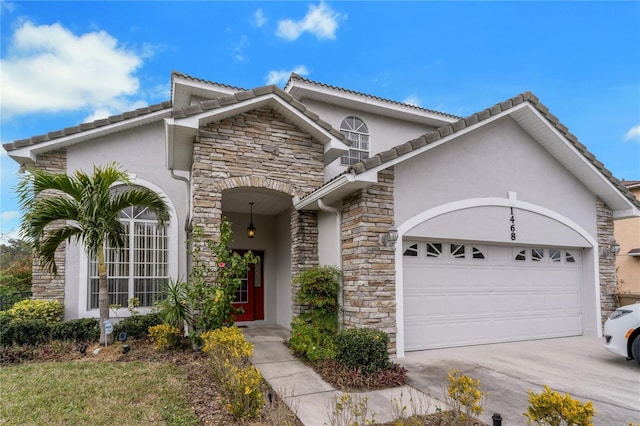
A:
[88,204,169,309]
[340,116,370,165]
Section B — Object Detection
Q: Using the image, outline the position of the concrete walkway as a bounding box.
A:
[243,324,445,426]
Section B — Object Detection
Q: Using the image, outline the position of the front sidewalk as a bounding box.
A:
[242,324,444,426]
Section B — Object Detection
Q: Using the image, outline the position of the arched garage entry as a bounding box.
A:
[395,197,599,355]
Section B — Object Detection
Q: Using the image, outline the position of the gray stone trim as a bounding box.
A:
[30,150,67,303]
[597,198,617,324]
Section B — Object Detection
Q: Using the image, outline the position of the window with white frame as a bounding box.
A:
[88,205,169,309]
[339,116,370,165]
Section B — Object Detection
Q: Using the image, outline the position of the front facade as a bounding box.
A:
[5,72,639,356]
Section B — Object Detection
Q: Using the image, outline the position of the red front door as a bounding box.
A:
[232,251,264,322]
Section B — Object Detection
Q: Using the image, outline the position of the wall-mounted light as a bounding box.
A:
[379,229,398,248]
[247,202,256,238]
[600,240,621,258]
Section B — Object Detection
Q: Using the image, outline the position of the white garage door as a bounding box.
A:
[403,241,583,351]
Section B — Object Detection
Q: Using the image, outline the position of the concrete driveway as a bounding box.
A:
[399,336,639,425]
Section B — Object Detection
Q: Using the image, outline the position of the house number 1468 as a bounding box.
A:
[510,207,516,240]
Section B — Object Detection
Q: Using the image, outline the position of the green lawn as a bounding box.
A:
[0,360,199,425]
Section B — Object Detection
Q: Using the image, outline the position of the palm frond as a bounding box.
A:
[36,226,83,274]
[111,189,170,224]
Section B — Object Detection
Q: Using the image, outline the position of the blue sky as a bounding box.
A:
[1,1,639,241]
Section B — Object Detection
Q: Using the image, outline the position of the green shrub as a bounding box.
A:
[334,328,390,373]
[288,266,340,363]
[50,318,99,342]
[113,313,163,339]
[524,385,595,426]
[289,318,336,363]
[0,289,32,311]
[8,299,63,323]
[293,265,340,333]
[0,319,50,346]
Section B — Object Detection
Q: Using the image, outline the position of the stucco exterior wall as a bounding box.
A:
[63,121,186,319]
[615,186,640,294]
[394,116,598,241]
[300,99,438,180]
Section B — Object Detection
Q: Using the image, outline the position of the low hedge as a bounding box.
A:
[1,317,100,346]
[334,328,391,374]
[113,313,163,339]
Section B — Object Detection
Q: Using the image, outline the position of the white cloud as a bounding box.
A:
[253,8,267,27]
[403,95,422,107]
[0,21,143,118]
[623,124,640,142]
[0,2,17,14]
[234,35,250,62]
[1,211,19,222]
[265,65,309,86]
[276,2,345,41]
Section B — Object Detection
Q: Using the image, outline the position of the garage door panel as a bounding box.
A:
[403,242,583,351]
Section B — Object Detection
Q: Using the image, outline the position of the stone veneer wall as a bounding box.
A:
[341,168,397,353]
[191,106,324,310]
[30,149,68,303]
[290,209,319,317]
[597,198,617,325]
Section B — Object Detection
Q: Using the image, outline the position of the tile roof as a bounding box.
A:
[170,70,247,94]
[171,84,348,143]
[348,91,640,210]
[3,77,348,153]
[287,73,461,120]
[3,101,173,152]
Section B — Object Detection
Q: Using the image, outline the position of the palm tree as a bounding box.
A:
[17,162,170,344]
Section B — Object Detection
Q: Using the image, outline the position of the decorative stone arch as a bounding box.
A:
[213,175,301,199]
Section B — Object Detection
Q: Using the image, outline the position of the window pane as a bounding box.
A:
[426,243,442,258]
[532,248,544,262]
[451,244,465,259]
[88,200,169,309]
[403,244,418,257]
[340,116,370,165]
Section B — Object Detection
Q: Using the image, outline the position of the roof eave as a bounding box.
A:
[7,108,172,168]
[171,73,241,109]
[293,171,376,210]
[355,102,639,216]
[285,79,458,128]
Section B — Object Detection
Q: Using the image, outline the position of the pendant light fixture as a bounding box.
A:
[247,202,256,238]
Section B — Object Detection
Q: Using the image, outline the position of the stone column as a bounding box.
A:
[290,208,319,316]
[30,150,67,303]
[341,168,397,353]
[597,198,617,325]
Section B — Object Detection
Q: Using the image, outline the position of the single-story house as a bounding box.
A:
[5,71,639,356]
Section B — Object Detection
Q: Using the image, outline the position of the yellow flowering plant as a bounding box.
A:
[148,323,181,351]
[524,385,595,426]
[446,369,485,424]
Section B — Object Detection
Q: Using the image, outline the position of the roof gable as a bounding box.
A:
[285,73,459,128]
[165,84,349,171]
